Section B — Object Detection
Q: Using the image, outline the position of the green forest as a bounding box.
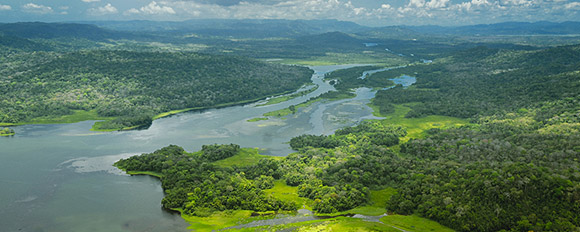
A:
[3,21,580,231]
[116,43,580,231]
[0,50,312,130]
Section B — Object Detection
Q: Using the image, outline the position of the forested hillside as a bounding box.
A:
[373,45,580,118]
[117,43,580,231]
[0,50,312,129]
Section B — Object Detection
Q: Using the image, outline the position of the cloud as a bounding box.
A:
[87,3,118,15]
[82,0,101,2]
[0,4,11,11]
[426,0,450,9]
[127,1,176,15]
[565,2,580,9]
[22,3,53,14]
[110,0,580,26]
[163,0,369,20]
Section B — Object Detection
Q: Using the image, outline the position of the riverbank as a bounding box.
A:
[0,84,313,132]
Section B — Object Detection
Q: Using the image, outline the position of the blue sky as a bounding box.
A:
[0,0,579,26]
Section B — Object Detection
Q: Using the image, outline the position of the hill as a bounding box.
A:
[0,50,313,130]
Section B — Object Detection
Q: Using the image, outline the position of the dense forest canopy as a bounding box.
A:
[0,50,312,129]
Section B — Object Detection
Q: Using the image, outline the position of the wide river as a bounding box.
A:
[0,65,414,232]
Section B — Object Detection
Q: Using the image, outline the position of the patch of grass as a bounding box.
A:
[323,218,400,232]
[264,180,313,210]
[370,188,397,208]
[181,210,254,232]
[369,103,469,142]
[90,121,142,132]
[380,215,455,232]
[125,171,163,178]
[212,148,282,168]
[319,188,396,217]
[238,217,399,232]
[247,117,269,122]
[26,110,114,125]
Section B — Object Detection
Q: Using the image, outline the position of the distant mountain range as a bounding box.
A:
[76,19,368,38]
[406,21,580,35]
[1,20,579,42]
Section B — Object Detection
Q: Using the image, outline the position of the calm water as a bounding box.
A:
[0,65,415,232]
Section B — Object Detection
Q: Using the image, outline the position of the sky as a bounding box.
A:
[0,0,579,26]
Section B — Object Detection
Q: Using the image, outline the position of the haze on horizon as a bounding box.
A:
[0,0,578,26]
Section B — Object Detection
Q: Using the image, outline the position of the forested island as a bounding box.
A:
[0,127,15,136]
[116,43,580,231]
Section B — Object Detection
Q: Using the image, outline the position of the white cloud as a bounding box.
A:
[164,0,370,20]
[125,8,141,15]
[87,3,118,15]
[82,0,101,2]
[501,0,532,6]
[408,0,426,8]
[426,0,450,9]
[0,4,11,11]
[138,1,176,15]
[22,3,53,14]
[565,2,580,9]
[110,0,580,26]
[471,0,491,6]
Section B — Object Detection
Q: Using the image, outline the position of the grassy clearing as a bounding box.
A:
[247,117,268,122]
[182,210,254,232]
[370,188,397,209]
[265,180,313,210]
[212,148,282,168]
[26,110,114,125]
[370,103,469,142]
[317,188,396,217]
[380,215,455,232]
[235,217,400,232]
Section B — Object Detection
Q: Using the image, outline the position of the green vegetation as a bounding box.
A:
[212,148,281,168]
[279,53,407,67]
[373,45,580,119]
[324,65,395,91]
[0,50,313,130]
[369,104,469,142]
[381,215,455,232]
[6,21,580,231]
[0,127,15,136]
[263,98,323,118]
[264,180,312,210]
[246,118,268,122]
[257,85,319,107]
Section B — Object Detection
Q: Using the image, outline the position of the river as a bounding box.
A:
[0,65,415,232]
